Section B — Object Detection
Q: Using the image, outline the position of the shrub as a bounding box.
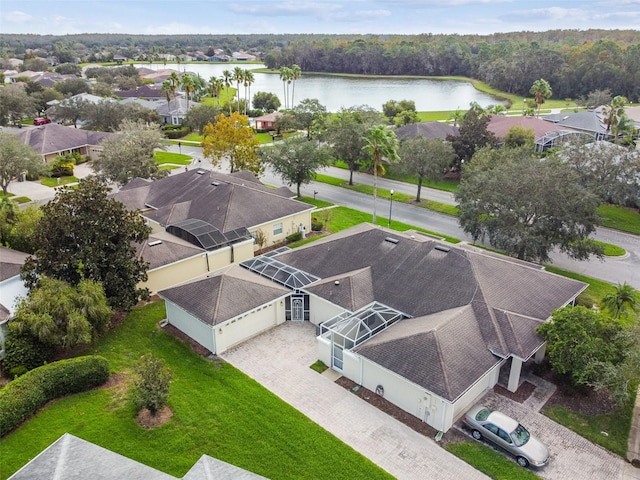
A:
[0,355,109,436]
[161,124,191,139]
[311,221,323,232]
[2,334,55,375]
[286,231,303,242]
[132,354,172,415]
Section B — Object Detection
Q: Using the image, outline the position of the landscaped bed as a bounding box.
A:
[0,301,392,480]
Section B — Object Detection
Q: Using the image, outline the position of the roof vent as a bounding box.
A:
[196,170,206,175]
[211,181,220,186]
[148,240,163,246]
[384,237,399,244]
[562,115,569,120]
[434,245,450,253]
[334,280,340,285]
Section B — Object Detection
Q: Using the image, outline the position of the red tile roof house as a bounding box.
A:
[159,224,586,433]
[486,115,585,152]
[18,123,112,163]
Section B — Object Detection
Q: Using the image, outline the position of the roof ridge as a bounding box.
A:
[221,183,235,232]
[433,332,453,400]
[212,275,225,324]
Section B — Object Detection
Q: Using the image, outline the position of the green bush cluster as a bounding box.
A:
[0,355,109,437]
[162,124,191,139]
[2,334,55,375]
[311,221,323,231]
[286,231,303,242]
[49,153,83,177]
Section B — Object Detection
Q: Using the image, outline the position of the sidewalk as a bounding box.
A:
[625,385,640,479]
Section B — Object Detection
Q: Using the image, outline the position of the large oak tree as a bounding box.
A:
[22,179,151,310]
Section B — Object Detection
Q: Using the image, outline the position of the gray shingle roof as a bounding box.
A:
[0,246,29,281]
[543,108,607,135]
[19,123,112,156]
[395,121,459,140]
[114,170,311,233]
[136,231,204,270]
[159,265,288,326]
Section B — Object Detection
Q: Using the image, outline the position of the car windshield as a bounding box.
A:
[511,424,530,447]
[475,408,492,421]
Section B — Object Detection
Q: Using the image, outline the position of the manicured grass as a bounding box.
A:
[593,240,626,257]
[445,441,541,480]
[153,151,192,165]
[310,360,328,373]
[40,176,78,187]
[158,164,181,171]
[298,197,334,209]
[416,111,452,121]
[543,386,636,458]
[0,301,392,480]
[178,132,203,142]
[255,132,276,144]
[0,192,30,203]
[597,204,640,235]
[542,265,617,308]
[315,174,458,216]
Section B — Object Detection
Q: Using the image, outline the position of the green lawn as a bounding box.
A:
[158,164,182,171]
[445,441,541,480]
[0,192,30,204]
[543,386,636,458]
[598,204,640,235]
[178,132,203,142]
[593,240,626,257]
[40,176,78,187]
[154,151,192,165]
[542,265,617,308]
[0,301,392,480]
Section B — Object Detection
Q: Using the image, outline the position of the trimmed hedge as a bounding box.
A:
[0,355,109,437]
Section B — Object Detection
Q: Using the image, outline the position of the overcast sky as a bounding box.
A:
[2,0,639,36]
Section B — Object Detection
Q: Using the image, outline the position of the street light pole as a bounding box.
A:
[388,189,394,228]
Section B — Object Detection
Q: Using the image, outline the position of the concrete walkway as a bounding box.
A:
[221,322,489,480]
[626,385,640,479]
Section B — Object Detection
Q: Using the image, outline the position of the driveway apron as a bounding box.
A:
[221,322,489,480]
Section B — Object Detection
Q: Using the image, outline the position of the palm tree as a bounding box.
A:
[604,95,628,138]
[161,80,173,111]
[222,70,233,114]
[209,77,223,104]
[602,282,639,318]
[362,125,399,225]
[279,66,292,109]
[243,70,255,115]
[529,78,552,117]
[290,64,302,107]
[232,67,244,112]
[168,72,180,99]
[181,73,194,110]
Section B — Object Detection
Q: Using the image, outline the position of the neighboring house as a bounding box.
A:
[114,85,165,101]
[113,169,313,293]
[157,97,198,125]
[113,54,127,64]
[9,433,267,480]
[486,115,586,152]
[18,123,112,163]
[0,247,29,359]
[253,112,283,131]
[232,52,257,61]
[543,108,610,141]
[160,224,586,433]
[394,121,459,141]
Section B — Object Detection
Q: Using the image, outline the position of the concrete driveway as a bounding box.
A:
[221,322,489,480]
[463,373,626,480]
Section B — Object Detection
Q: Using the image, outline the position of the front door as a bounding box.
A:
[291,295,304,321]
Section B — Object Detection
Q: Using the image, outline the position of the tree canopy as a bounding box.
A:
[261,136,331,198]
[252,91,281,113]
[10,276,112,350]
[22,179,151,310]
[0,133,45,195]
[456,146,602,263]
[398,137,455,202]
[292,98,328,139]
[447,104,496,167]
[202,112,262,175]
[92,119,168,186]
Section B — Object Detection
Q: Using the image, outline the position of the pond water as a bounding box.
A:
[134,63,502,112]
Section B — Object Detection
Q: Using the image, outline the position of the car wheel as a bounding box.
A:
[471,429,482,440]
[516,456,529,468]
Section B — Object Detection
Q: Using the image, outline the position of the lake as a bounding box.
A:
[134,63,503,112]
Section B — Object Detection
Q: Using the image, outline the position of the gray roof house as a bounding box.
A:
[395,121,459,141]
[114,169,314,293]
[160,224,587,433]
[9,433,267,480]
[157,97,198,125]
[0,246,29,358]
[18,123,112,163]
[543,107,610,140]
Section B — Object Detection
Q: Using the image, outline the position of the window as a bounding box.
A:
[497,429,512,444]
[273,223,283,235]
[484,424,499,435]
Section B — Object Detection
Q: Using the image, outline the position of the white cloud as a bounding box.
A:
[2,10,34,24]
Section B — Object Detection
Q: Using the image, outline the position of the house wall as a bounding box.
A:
[450,362,503,428]
[215,298,286,354]
[250,210,312,250]
[308,294,346,326]
[165,300,215,352]
[143,239,255,294]
[0,276,28,318]
[317,335,331,366]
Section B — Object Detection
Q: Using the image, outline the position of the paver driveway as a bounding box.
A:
[469,374,626,480]
[221,321,489,480]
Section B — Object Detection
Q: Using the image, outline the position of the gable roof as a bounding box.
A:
[543,108,607,135]
[19,123,112,156]
[9,433,267,480]
[136,231,205,270]
[159,265,288,326]
[114,170,309,234]
[395,121,459,141]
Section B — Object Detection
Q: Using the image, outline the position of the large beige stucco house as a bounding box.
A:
[114,169,314,293]
[159,224,586,433]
